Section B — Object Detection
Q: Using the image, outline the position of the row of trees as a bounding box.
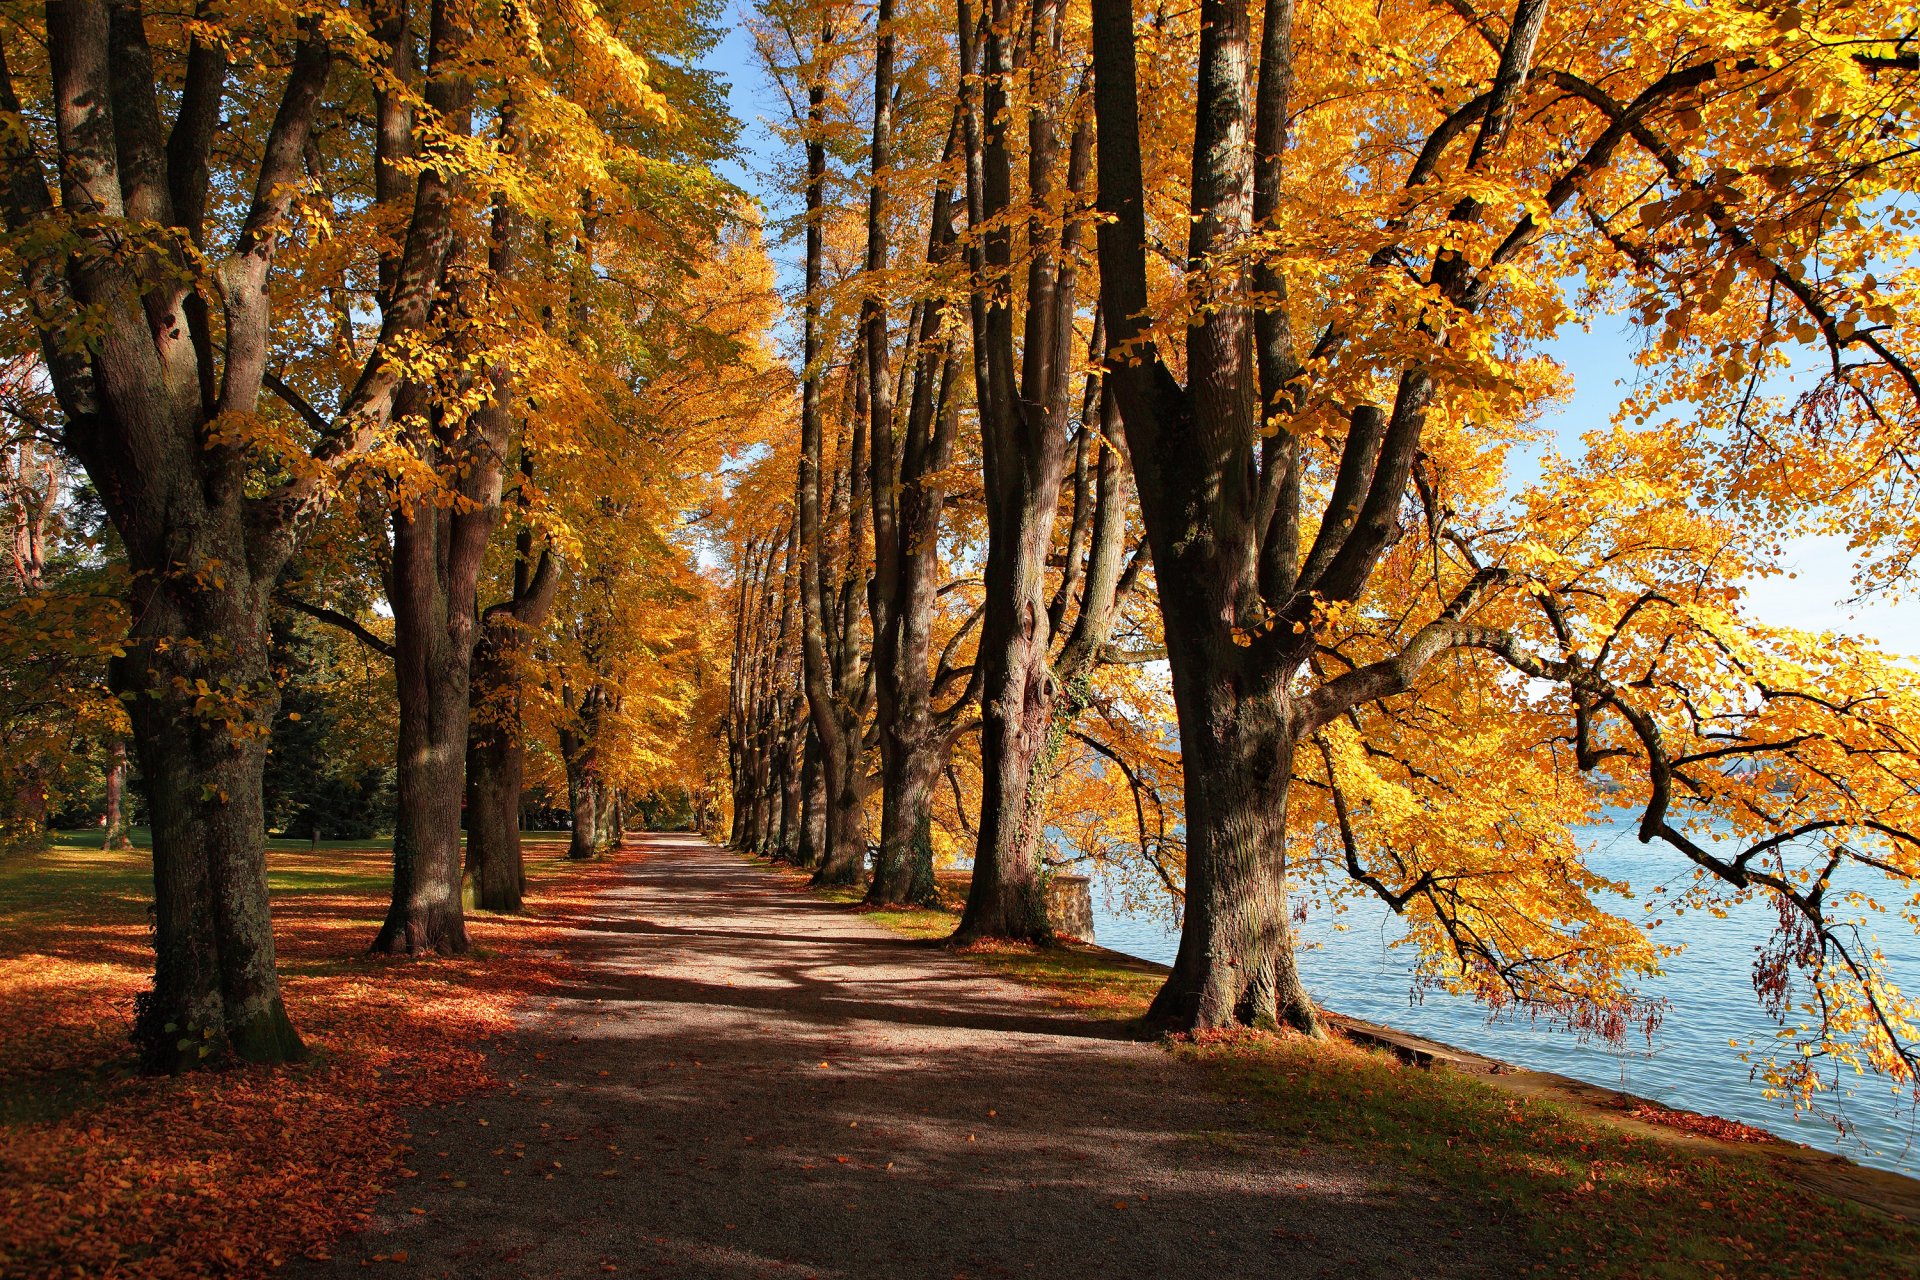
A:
[722,0,1920,1105]
[0,0,773,1068]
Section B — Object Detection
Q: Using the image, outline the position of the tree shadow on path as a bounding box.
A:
[287,833,1527,1279]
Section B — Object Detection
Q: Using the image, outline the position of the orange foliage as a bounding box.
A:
[0,839,628,1278]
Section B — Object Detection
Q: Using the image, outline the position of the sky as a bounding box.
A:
[703,13,786,226]
[695,19,1920,658]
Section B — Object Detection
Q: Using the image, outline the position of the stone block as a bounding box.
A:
[1047,874,1095,943]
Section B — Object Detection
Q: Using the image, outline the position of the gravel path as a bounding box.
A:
[295,833,1520,1278]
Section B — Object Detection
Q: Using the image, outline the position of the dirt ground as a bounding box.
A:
[289,833,1526,1279]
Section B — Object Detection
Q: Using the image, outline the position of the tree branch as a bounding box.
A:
[275,592,396,659]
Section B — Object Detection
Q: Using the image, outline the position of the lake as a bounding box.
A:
[1084,817,1920,1177]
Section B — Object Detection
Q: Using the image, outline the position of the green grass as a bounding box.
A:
[0,840,153,949]
[18,827,578,893]
[759,848,1920,1279]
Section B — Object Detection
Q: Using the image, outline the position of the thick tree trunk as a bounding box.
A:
[757,737,781,855]
[373,57,517,949]
[5,0,457,1067]
[464,727,524,911]
[729,527,791,855]
[102,739,132,851]
[1087,0,1337,1033]
[812,768,868,886]
[856,0,940,907]
[747,721,775,853]
[596,783,622,851]
[951,0,1091,939]
[373,504,473,956]
[793,23,873,892]
[866,433,960,905]
[953,307,1092,933]
[1145,638,1318,1031]
[956,484,1067,939]
[568,782,597,859]
[464,482,558,912]
[776,717,805,862]
[118,581,304,1069]
[464,608,523,912]
[865,218,962,904]
[959,433,1130,928]
[870,736,939,904]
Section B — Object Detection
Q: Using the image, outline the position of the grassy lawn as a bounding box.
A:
[767,850,1920,1280]
[0,829,614,1280]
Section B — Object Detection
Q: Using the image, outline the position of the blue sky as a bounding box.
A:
[704,11,786,222]
[696,21,1920,657]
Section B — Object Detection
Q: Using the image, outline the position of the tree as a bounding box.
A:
[1089,0,1920,1068]
[729,519,803,856]
[465,466,559,909]
[365,0,733,951]
[528,209,785,863]
[776,4,885,888]
[0,0,452,1066]
[0,0,744,1058]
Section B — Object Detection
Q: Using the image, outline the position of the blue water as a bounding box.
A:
[1085,819,1920,1176]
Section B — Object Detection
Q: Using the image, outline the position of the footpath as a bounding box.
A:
[291,833,1514,1278]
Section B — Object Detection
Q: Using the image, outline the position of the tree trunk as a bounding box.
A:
[118,581,304,1070]
[864,134,964,908]
[464,469,559,912]
[596,782,622,851]
[797,726,826,871]
[1,0,459,1066]
[102,738,132,851]
[747,718,775,853]
[812,769,867,886]
[754,729,779,855]
[956,489,1064,939]
[951,0,1092,939]
[871,738,939,904]
[793,18,874,891]
[1145,634,1317,1031]
[1087,0,1360,1032]
[775,715,805,862]
[373,498,475,955]
[464,607,524,912]
[562,721,600,860]
[464,724,524,911]
[373,64,519,950]
[766,531,805,862]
